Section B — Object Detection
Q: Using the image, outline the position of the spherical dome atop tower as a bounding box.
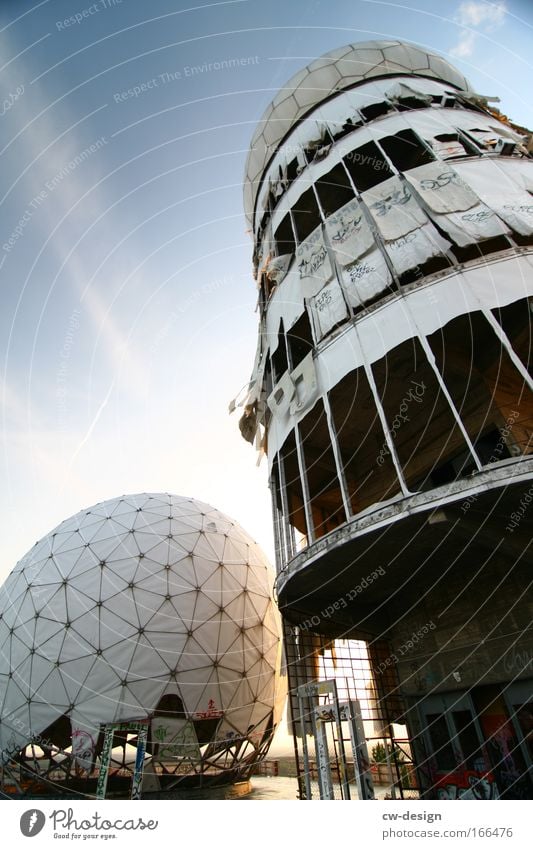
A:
[0,493,284,793]
[244,39,473,226]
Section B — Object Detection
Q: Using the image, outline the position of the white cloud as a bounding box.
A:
[457,1,507,28]
[450,30,478,58]
[450,1,507,58]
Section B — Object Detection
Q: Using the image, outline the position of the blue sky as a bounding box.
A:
[1,0,532,581]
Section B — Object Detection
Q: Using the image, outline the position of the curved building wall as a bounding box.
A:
[238,40,533,800]
[239,58,533,589]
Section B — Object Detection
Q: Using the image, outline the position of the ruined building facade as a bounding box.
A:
[237,41,533,799]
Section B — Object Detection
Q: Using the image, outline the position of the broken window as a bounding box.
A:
[329,367,401,514]
[330,115,362,142]
[285,157,300,185]
[343,141,393,192]
[492,298,533,377]
[274,212,296,257]
[292,187,323,243]
[315,163,355,217]
[271,321,288,383]
[379,129,435,173]
[371,337,474,491]
[287,311,314,369]
[360,100,393,122]
[431,132,479,159]
[427,311,533,461]
[299,400,346,538]
[279,432,308,545]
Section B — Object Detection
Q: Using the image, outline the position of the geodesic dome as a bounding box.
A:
[244,39,473,225]
[0,493,284,792]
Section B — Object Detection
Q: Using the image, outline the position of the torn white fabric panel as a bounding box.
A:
[265,266,306,354]
[455,159,533,199]
[451,160,533,236]
[289,352,318,416]
[429,203,510,246]
[493,159,533,193]
[465,128,500,150]
[342,246,392,306]
[296,225,333,297]
[404,161,478,213]
[385,81,432,105]
[246,348,268,407]
[257,228,273,271]
[265,253,292,285]
[495,198,533,236]
[362,176,427,240]
[385,221,452,275]
[308,276,349,340]
[432,138,467,158]
[267,370,295,418]
[325,199,375,266]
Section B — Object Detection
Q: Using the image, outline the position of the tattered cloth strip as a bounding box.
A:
[239,404,258,444]
[431,138,467,158]
[385,221,451,275]
[265,253,292,285]
[341,245,392,307]
[453,160,533,236]
[289,352,318,415]
[267,369,295,418]
[308,276,349,340]
[428,203,510,246]
[362,176,427,240]
[385,81,432,106]
[495,197,533,236]
[404,161,478,213]
[325,198,375,266]
[297,225,333,297]
[466,128,501,149]
[257,230,273,273]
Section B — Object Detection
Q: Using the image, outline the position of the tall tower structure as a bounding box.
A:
[237,40,533,799]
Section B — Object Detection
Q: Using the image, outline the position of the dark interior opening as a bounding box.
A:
[287,312,314,369]
[360,101,392,122]
[379,128,435,172]
[299,400,346,538]
[428,310,533,460]
[315,163,356,217]
[372,336,474,491]
[492,298,533,377]
[343,141,393,191]
[274,213,295,257]
[329,367,401,514]
[271,321,288,382]
[292,187,322,243]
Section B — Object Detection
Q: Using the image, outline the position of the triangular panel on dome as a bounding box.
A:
[31,666,70,709]
[68,610,99,648]
[192,532,221,564]
[143,628,184,664]
[191,614,224,661]
[34,622,67,661]
[146,599,186,634]
[128,635,173,679]
[98,641,136,680]
[132,586,166,625]
[132,565,167,596]
[99,605,140,644]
